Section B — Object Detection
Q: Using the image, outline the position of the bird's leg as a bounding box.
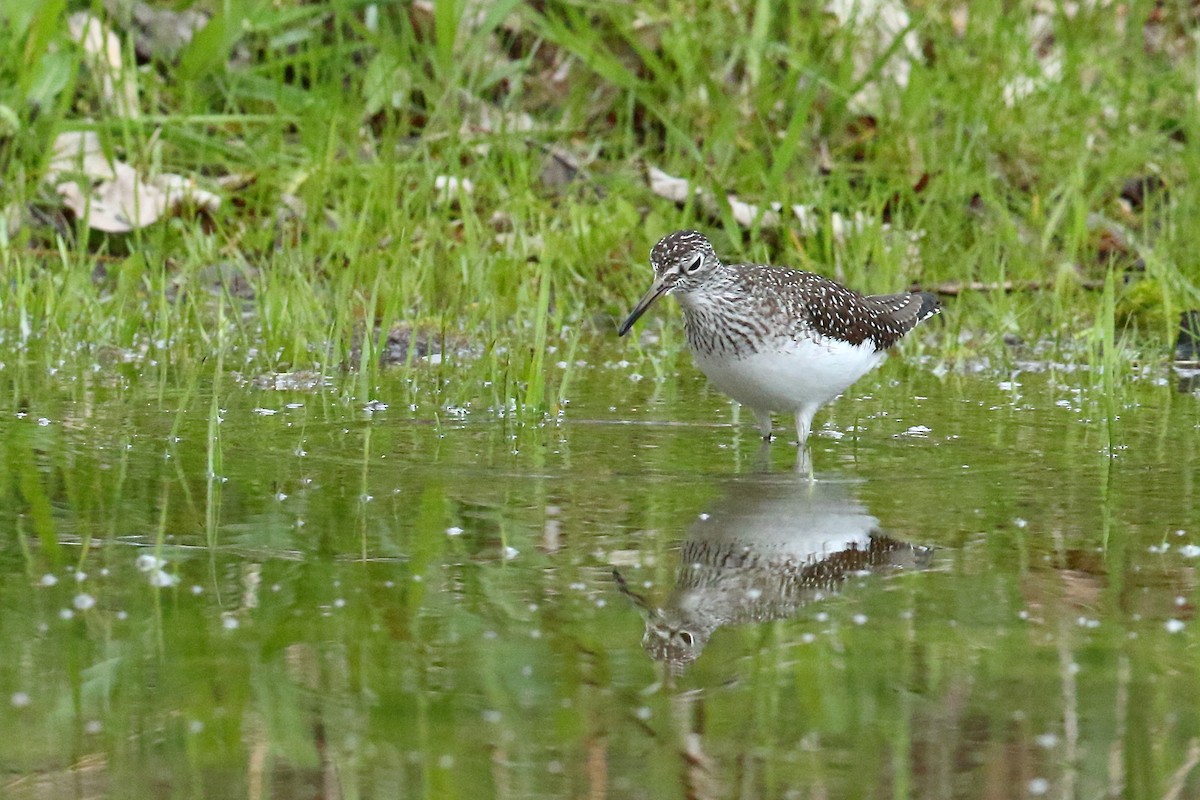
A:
[794,445,814,480]
[793,405,820,480]
[793,405,817,448]
[754,409,774,441]
[754,439,773,471]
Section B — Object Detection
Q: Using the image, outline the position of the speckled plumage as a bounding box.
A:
[619,230,940,446]
[614,477,934,671]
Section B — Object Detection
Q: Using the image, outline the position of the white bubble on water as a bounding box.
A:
[1165,619,1186,634]
[11,692,31,708]
[39,574,58,587]
[73,594,96,611]
[148,570,179,588]
[135,554,166,572]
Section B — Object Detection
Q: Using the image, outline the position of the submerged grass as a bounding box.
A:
[0,1,1198,412]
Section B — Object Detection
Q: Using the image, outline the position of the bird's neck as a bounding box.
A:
[675,274,774,356]
[674,270,748,315]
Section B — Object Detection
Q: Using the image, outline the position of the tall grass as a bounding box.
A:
[0,1,1197,414]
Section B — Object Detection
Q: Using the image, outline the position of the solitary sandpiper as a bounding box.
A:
[618,230,940,446]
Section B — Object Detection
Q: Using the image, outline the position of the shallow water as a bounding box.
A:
[2,342,1199,799]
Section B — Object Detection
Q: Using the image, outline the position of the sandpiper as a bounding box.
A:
[618,230,939,446]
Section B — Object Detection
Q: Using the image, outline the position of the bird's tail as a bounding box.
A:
[914,291,940,322]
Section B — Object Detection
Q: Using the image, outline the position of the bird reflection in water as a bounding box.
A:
[615,475,932,672]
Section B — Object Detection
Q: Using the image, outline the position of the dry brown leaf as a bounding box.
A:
[646,166,694,204]
[825,0,922,115]
[1002,1,1066,106]
[433,175,475,205]
[646,166,812,234]
[68,12,140,118]
[458,90,536,136]
[125,1,210,61]
[645,164,924,266]
[48,131,220,233]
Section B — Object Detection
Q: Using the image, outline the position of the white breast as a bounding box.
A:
[692,336,885,413]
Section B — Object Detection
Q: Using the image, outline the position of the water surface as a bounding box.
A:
[2,343,1198,798]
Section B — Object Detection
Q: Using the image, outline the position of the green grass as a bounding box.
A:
[1,0,1198,410]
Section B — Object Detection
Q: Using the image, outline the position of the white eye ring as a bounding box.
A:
[685,254,704,273]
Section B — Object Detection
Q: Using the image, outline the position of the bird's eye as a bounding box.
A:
[676,630,695,646]
[685,255,704,273]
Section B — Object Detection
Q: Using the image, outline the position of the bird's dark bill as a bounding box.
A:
[618,278,669,336]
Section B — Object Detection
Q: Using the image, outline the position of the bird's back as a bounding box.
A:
[730,264,939,351]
